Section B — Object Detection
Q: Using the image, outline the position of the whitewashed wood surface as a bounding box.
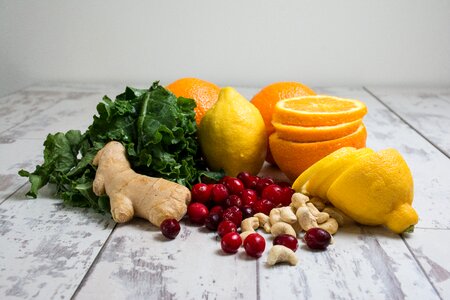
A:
[0,83,449,300]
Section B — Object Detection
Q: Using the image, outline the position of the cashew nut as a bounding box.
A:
[269,208,282,225]
[307,203,329,224]
[308,196,327,211]
[254,212,271,233]
[296,206,318,231]
[322,206,354,226]
[290,193,309,210]
[267,245,298,266]
[241,217,259,232]
[271,222,296,237]
[280,206,297,224]
[318,218,339,235]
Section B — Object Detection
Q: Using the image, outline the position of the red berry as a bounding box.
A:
[191,183,212,204]
[304,228,332,250]
[241,189,258,206]
[241,206,255,219]
[252,199,275,215]
[221,232,242,254]
[238,172,260,189]
[237,171,251,182]
[224,177,245,195]
[261,184,283,206]
[255,177,275,194]
[273,234,298,252]
[243,233,266,258]
[209,205,224,217]
[211,184,229,203]
[160,219,181,239]
[225,195,243,208]
[217,220,237,237]
[222,206,243,227]
[187,202,209,225]
[204,213,222,231]
[279,187,295,206]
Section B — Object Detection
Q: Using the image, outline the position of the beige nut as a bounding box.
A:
[318,218,339,235]
[280,206,297,224]
[296,206,318,231]
[290,193,309,210]
[241,217,259,232]
[254,213,271,233]
[271,222,296,237]
[267,245,298,266]
[309,196,327,211]
[269,208,282,225]
[322,206,354,226]
[307,203,329,224]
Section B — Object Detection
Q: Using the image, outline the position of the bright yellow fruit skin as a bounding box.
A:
[198,87,267,177]
[327,148,418,233]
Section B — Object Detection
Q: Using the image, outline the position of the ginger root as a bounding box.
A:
[92,141,191,227]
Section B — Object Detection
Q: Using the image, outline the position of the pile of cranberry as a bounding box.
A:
[160,172,332,257]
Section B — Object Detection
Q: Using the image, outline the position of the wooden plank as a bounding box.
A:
[0,139,44,204]
[317,87,450,229]
[365,87,450,157]
[73,219,257,300]
[405,228,450,299]
[0,185,116,299]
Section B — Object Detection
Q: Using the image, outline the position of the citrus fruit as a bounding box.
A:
[166,77,220,125]
[198,87,267,177]
[273,95,367,127]
[327,148,417,233]
[272,118,362,143]
[269,124,367,182]
[250,82,316,164]
[291,147,357,194]
[306,147,375,199]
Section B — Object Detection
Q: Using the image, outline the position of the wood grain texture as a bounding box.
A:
[365,87,450,157]
[0,185,116,299]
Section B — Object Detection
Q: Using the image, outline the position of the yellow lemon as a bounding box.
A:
[292,147,357,194]
[327,148,418,233]
[198,87,267,176]
[306,147,375,199]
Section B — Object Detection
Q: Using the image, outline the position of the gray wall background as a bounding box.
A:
[1,0,449,96]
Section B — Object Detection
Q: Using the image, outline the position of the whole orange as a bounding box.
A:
[166,78,220,125]
[250,82,316,164]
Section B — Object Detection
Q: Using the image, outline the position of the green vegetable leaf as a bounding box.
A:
[19,81,223,212]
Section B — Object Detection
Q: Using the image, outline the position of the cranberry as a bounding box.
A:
[217,220,237,237]
[252,199,275,215]
[304,228,332,250]
[243,233,266,258]
[224,177,244,195]
[160,219,181,239]
[221,232,242,254]
[225,195,243,208]
[279,187,295,206]
[238,172,260,189]
[187,202,209,225]
[211,184,229,204]
[222,206,243,227]
[237,171,252,183]
[255,177,275,195]
[241,189,258,206]
[273,234,298,252]
[204,213,222,231]
[261,184,283,206]
[241,206,255,219]
[209,205,224,217]
[219,176,231,184]
[191,183,212,204]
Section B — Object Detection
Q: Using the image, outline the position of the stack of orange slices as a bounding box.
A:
[269,95,368,181]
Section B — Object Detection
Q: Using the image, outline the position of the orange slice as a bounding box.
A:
[269,124,367,182]
[273,95,367,127]
[272,118,362,143]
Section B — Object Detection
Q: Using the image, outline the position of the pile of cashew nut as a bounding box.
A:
[240,192,353,267]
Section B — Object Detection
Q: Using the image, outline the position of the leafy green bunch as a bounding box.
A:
[19,82,222,212]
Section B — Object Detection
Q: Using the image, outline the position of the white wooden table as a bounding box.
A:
[1,83,449,300]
